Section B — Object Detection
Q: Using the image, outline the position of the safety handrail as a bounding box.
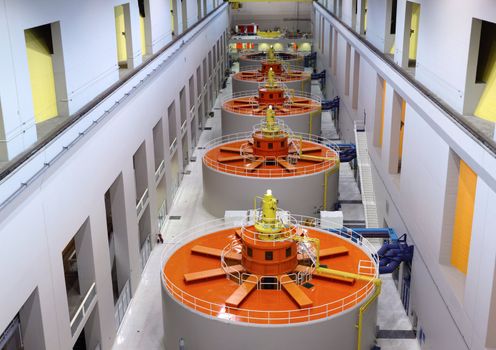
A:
[160,216,378,325]
[220,241,314,289]
[240,208,300,245]
[70,282,97,336]
[154,159,166,182]
[222,100,321,116]
[238,64,307,73]
[250,118,294,135]
[314,1,496,157]
[202,132,339,178]
[235,72,309,83]
[241,52,305,61]
[222,90,322,104]
[163,274,375,323]
[0,2,228,210]
[207,158,334,176]
[203,131,339,150]
[136,188,149,215]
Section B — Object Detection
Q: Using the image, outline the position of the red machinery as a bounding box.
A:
[235,23,258,35]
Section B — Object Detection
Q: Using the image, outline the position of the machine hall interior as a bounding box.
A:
[0,0,496,350]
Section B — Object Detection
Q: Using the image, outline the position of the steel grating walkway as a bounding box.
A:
[354,122,379,228]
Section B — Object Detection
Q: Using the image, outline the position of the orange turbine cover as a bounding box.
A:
[258,88,285,105]
[261,61,283,75]
[252,133,289,157]
[241,240,298,275]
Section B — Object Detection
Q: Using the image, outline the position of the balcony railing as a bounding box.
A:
[70,282,97,337]
[169,138,177,154]
[0,3,228,212]
[114,280,131,329]
[158,200,167,232]
[140,234,152,270]
[154,159,166,183]
[314,1,496,156]
[181,119,188,135]
[136,188,149,218]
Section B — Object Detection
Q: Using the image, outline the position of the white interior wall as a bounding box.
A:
[0,5,229,350]
[0,6,36,159]
[207,0,214,14]
[173,0,183,35]
[147,0,173,53]
[314,2,496,349]
[231,2,312,32]
[411,0,496,114]
[187,0,199,27]
[340,0,354,27]
[0,0,218,161]
[366,0,389,52]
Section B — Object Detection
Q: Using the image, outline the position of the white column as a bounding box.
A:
[0,9,37,161]
[124,2,143,69]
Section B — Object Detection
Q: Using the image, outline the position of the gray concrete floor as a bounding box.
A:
[112,70,420,350]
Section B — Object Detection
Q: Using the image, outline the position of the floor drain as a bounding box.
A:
[190,156,197,162]
[183,170,191,175]
[169,216,182,220]
[203,127,212,130]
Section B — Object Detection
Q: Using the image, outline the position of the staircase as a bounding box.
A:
[354,121,380,228]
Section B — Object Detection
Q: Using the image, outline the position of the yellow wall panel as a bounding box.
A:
[25,28,58,123]
[409,3,420,60]
[474,38,496,122]
[170,0,175,33]
[140,16,146,56]
[364,0,368,33]
[451,160,477,274]
[115,6,127,63]
[379,79,386,147]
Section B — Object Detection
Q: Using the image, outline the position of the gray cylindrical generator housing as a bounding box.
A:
[239,55,305,70]
[202,162,338,217]
[221,108,321,136]
[232,76,312,94]
[161,279,378,350]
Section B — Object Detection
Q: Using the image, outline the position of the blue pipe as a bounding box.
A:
[311,69,326,80]
[304,52,317,67]
[329,143,356,162]
[325,228,412,274]
[311,69,326,92]
[377,234,414,274]
[322,96,340,111]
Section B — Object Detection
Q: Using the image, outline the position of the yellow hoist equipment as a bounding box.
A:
[254,189,284,238]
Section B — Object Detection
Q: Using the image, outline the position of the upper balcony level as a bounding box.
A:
[314,0,496,159]
[0,0,226,209]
